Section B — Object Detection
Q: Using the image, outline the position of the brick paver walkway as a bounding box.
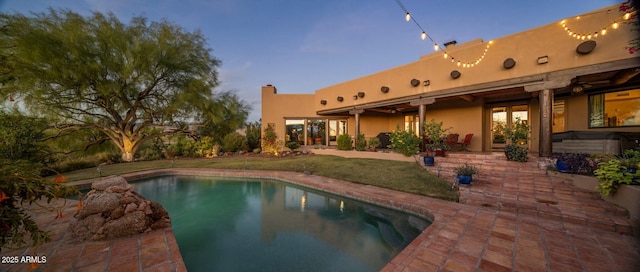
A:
[2,153,639,271]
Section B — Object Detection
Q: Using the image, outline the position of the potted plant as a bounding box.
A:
[368,136,380,152]
[621,149,640,185]
[422,150,435,166]
[423,119,451,157]
[454,163,478,185]
[502,118,530,162]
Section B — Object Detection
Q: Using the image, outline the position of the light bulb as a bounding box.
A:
[443,53,448,59]
[587,34,592,40]
[612,22,619,29]
[624,13,631,20]
[405,12,411,22]
[457,61,461,67]
[434,44,439,51]
[421,31,426,40]
[601,29,607,35]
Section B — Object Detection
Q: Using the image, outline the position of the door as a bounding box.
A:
[490,104,528,150]
[328,119,347,146]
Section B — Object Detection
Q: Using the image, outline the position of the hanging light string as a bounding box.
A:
[560,9,636,40]
[393,0,493,68]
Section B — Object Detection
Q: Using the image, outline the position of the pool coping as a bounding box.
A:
[68,168,466,271]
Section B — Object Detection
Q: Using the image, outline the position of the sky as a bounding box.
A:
[0,0,622,121]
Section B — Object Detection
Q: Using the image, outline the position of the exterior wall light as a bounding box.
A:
[337,96,344,102]
[320,100,327,105]
[353,95,358,100]
[423,80,430,86]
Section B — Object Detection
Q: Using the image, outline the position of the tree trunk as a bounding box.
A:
[120,136,138,162]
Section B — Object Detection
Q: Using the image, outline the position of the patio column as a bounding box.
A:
[539,89,553,157]
[418,104,426,138]
[350,109,364,149]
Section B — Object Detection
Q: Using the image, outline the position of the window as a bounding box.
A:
[404,114,419,136]
[589,89,640,127]
[285,119,304,143]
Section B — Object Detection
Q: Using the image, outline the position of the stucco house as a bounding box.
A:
[261,4,640,156]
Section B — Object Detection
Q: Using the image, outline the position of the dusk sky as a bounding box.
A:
[0,0,621,121]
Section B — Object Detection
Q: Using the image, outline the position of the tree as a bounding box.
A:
[0,9,227,161]
[197,91,250,143]
[0,111,80,252]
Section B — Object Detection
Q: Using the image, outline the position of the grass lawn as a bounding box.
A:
[62,154,459,202]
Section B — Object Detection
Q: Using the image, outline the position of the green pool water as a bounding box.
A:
[132,176,431,272]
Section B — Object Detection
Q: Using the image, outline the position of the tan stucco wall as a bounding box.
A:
[261,85,318,141]
[313,5,635,112]
[261,4,638,150]
[564,93,640,132]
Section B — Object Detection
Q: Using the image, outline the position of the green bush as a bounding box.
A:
[222,132,248,152]
[337,134,352,150]
[355,133,367,151]
[504,144,528,162]
[389,126,420,156]
[245,121,262,150]
[594,158,634,196]
[285,141,300,151]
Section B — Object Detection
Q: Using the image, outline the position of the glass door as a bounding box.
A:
[490,104,528,149]
[328,120,347,146]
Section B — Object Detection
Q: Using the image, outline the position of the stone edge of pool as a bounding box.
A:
[69,168,468,271]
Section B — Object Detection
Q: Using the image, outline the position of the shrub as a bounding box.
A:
[454,163,478,176]
[551,153,594,174]
[245,121,261,150]
[262,124,281,155]
[222,132,248,152]
[285,141,300,151]
[594,158,633,196]
[504,144,528,162]
[368,137,380,149]
[389,126,420,156]
[337,134,352,150]
[355,133,367,151]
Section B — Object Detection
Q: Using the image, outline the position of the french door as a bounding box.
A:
[490,103,528,149]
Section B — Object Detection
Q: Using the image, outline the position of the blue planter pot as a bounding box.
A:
[628,168,639,185]
[423,156,435,166]
[456,175,472,185]
[556,160,569,173]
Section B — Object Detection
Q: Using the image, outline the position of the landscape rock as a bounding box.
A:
[69,176,171,242]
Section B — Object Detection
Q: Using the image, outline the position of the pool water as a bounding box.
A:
[132,176,431,272]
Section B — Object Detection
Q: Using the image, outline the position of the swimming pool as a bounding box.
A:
[132,175,431,272]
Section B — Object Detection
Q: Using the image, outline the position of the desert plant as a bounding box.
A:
[454,163,478,176]
[355,133,367,151]
[337,134,352,150]
[389,125,420,157]
[368,137,380,150]
[222,132,248,152]
[245,121,262,150]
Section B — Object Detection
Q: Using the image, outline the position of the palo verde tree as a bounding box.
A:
[0,9,228,161]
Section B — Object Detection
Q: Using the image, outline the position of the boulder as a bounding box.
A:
[69,176,171,242]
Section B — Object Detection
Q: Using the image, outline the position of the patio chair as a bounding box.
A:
[444,134,459,150]
[457,133,473,151]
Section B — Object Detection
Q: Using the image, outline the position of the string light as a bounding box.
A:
[560,9,633,40]
[394,0,493,68]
